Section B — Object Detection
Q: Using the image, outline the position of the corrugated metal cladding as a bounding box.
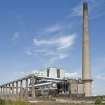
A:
[46,68,65,78]
[67,79,84,95]
[78,84,84,94]
[70,83,84,95]
[47,68,49,77]
[70,83,78,94]
[57,69,60,78]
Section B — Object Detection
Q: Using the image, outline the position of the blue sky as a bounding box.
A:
[0,0,105,95]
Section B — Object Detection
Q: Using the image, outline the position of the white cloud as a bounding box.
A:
[12,32,20,40]
[70,0,105,20]
[59,53,68,59]
[26,33,77,66]
[25,20,77,66]
[49,53,69,64]
[45,24,62,33]
[96,74,105,80]
[33,34,76,50]
[70,1,93,17]
[33,38,54,45]
[71,3,83,17]
[57,35,76,49]
[92,57,105,73]
[65,72,81,79]
[25,50,33,56]
[36,24,63,36]
[91,56,105,95]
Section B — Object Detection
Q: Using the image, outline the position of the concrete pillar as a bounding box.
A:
[4,85,8,100]
[2,87,3,98]
[20,80,23,99]
[7,84,9,99]
[3,86,5,97]
[8,84,11,99]
[16,81,18,98]
[0,87,2,98]
[12,82,14,97]
[0,86,2,97]
[2,87,4,98]
[5,85,7,94]
[82,1,92,96]
[5,85,7,99]
[31,76,35,99]
[25,79,28,99]
[0,87,1,95]
[5,85,7,98]
[3,86,5,96]
[1,87,3,98]
[3,86,4,95]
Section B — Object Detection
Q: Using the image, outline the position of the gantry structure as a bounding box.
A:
[0,74,65,100]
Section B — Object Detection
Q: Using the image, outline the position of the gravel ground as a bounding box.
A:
[30,101,94,105]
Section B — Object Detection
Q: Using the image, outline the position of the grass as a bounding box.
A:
[0,98,105,105]
[0,99,31,105]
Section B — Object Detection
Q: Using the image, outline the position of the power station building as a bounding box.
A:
[30,0,93,97]
[29,67,84,97]
[0,0,92,99]
[47,67,65,78]
[0,67,85,99]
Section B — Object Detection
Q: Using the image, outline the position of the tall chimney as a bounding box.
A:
[82,0,92,96]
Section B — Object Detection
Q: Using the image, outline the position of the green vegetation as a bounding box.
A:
[37,96,56,101]
[95,97,103,105]
[0,99,5,105]
[0,99,31,105]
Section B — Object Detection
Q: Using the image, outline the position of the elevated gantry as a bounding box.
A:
[0,74,36,100]
[0,74,65,100]
[0,0,93,100]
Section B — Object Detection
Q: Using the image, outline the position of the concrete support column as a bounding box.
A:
[31,76,35,99]
[1,87,3,97]
[8,84,11,99]
[3,86,5,97]
[12,82,14,97]
[0,87,2,97]
[5,85,7,94]
[2,86,4,99]
[25,79,28,99]
[20,80,23,99]
[0,87,1,93]
[5,84,8,99]
[12,83,14,94]
[3,86,5,96]
[5,85,8,99]
[16,81,18,99]
[0,87,2,98]
[4,85,7,100]
[0,87,1,95]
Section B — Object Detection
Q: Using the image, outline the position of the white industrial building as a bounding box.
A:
[33,67,65,79]
[28,67,85,97]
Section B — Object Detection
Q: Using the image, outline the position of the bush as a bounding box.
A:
[0,99,31,105]
[6,101,31,105]
[95,97,102,105]
[0,99,5,105]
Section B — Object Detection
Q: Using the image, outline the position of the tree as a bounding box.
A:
[95,97,102,105]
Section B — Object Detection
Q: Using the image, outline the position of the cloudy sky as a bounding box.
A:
[0,0,105,95]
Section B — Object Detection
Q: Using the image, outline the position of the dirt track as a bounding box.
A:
[31,101,93,105]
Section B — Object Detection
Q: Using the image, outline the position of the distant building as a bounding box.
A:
[28,67,85,97]
[47,67,65,78]
[33,67,65,79]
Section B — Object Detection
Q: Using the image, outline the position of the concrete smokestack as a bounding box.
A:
[82,0,92,96]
